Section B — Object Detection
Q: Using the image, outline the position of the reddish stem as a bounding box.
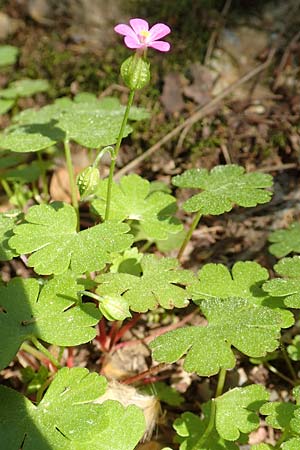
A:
[122,363,169,385]
[67,347,74,368]
[113,308,197,352]
[97,317,108,352]
[108,321,120,350]
[111,313,142,349]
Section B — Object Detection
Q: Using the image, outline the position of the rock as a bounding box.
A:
[0,12,19,40]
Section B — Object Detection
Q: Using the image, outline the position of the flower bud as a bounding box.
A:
[76,166,99,199]
[121,55,150,90]
[99,295,131,321]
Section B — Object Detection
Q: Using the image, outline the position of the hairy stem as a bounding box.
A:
[64,139,79,228]
[177,211,202,260]
[30,336,61,369]
[105,89,135,221]
[37,152,49,201]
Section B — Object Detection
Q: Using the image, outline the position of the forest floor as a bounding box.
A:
[1,0,300,448]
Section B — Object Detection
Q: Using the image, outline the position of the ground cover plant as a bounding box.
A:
[1,7,300,450]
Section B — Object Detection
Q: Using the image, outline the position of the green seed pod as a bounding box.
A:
[76,166,99,199]
[121,55,150,90]
[99,295,131,321]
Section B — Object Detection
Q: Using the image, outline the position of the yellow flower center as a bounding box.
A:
[139,30,150,43]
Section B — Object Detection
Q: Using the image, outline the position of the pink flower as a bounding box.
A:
[114,18,171,52]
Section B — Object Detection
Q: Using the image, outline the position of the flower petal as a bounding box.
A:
[148,40,171,52]
[130,18,149,34]
[124,35,143,49]
[148,23,171,41]
[114,24,138,40]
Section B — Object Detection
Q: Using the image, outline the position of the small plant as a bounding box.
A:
[0,17,300,450]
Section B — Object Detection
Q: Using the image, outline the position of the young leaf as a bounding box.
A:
[0,79,50,99]
[215,385,269,441]
[0,273,100,369]
[0,45,19,67]
[0,367,145,450]
[172,165,273,214]
[96,254,195,312]
[190,261,294,328]
[268,223,300,258]
[263,257,300,308]
[92,174,182,240]
[173,404,238,450]
[0,211,20,261]
[150,297,282,376]
[9,201,133,275]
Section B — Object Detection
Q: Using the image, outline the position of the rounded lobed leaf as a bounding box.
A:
[172,164,273,215]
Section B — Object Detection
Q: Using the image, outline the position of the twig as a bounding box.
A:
[273,30,300,91]
[122,363,170,385]
[204,0,232,65]
[115,47,276,180]
[256,162,297,172]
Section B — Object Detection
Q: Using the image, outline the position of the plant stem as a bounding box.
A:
[63,139,79,228]
[37,152,49,201]
[275,428,290,449]
[281,343,298,381]
[196,400,217,447]
[265,362,297,386]
[30,336,61,369]
[104,89,135,221]
[1,179,13,198]
[195,368,226,447]
[20,343,48,365]
[215,367,227,397]
[177,211,202,260]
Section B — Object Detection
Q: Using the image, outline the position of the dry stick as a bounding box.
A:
[115,48,277,180]
[273,30,300,91]
[204,0,232,65]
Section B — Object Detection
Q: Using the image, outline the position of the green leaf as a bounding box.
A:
[92,174,182,240]
[190,261,294,327]
[0,273,101,369]
[0,98,14,114]
[263,257,300,308]
[9,201,133,275]
[282,438,300,450]
[96,254,194,313]
[260,401,298,430]
[215,385,269,441]
[0,79,50,99]
[142,382,184,407]
[172,165,273,214]
[150,297,282,376]
[174,404,238,450]
[287,336,300,361]
[0,210,20,261]
[0,124,64,152]
[0,367,145,450]
[58,109,133,148]
[269,223,300,258]
[3,160,51,183]
[0,45,19,67]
